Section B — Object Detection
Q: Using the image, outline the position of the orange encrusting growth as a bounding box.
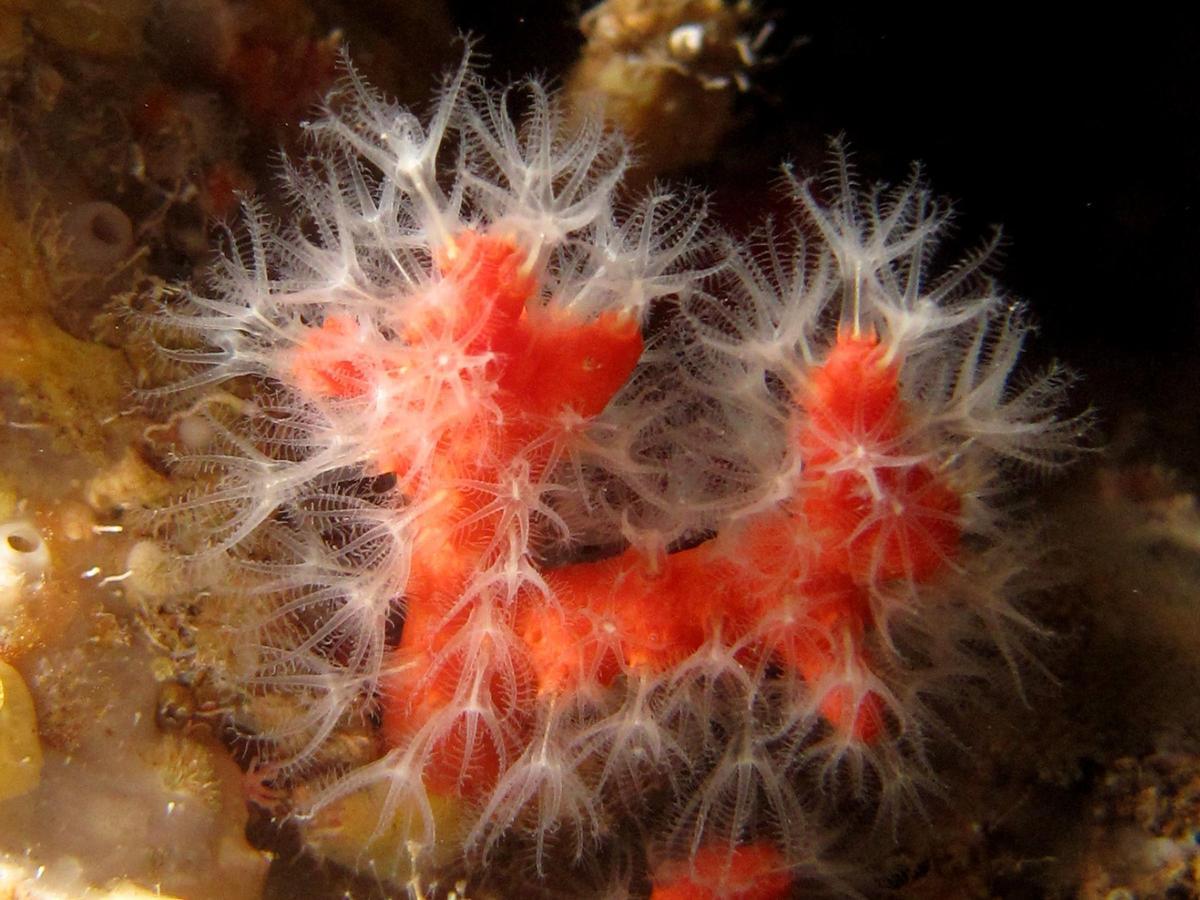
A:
[650,842,794,900]
[289,227,645,798]
[285,230,963,860]
[803,330,904,449]
[796,331,960,583]
[290,313,367,399]
[497,306,643,420]
[521,329,962,745]
[529,543,719,688]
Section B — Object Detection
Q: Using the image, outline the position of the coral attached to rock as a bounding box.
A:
[141,53,1085,895]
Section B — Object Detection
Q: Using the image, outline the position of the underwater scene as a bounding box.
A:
[1,3,1198,898]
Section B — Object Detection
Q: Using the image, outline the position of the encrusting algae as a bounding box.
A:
[0,149,270,896]
[0,659,41,802]
[0,191,129,463]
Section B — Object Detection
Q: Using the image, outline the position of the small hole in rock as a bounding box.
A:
[90,211,123,245]
[6,532,39,553]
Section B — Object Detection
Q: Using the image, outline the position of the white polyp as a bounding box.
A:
[0,521,50,617]
[0,521,49,581]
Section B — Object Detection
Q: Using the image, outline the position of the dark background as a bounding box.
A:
[449,4,1200,465]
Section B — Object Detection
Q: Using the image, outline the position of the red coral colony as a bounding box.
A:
[142,55,1085,896]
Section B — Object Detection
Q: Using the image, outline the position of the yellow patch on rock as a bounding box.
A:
[0,659,42,802]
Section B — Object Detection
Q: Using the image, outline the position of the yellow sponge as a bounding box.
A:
[0,658,42,802]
